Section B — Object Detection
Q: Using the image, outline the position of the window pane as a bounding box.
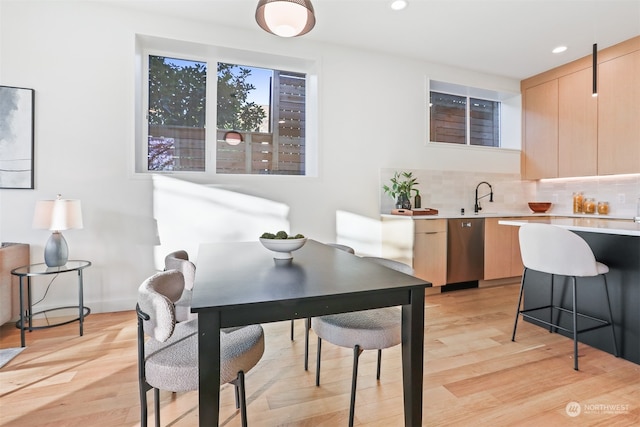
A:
[470,98,500,147]
[430,92,466,144]
[217,63,306,175]
[148,55,206,171]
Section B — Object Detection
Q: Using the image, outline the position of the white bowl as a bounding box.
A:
[259,237,307,259]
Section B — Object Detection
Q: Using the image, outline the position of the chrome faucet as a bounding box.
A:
[474,181,493,214]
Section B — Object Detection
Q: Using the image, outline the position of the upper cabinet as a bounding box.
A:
[521,36,640,179]
[598,49,640,175]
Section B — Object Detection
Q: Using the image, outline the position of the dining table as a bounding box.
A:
[191,239,431,426]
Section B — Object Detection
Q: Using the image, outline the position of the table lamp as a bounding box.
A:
[33,194,83,267]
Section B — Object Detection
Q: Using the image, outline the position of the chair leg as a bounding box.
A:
[237,371,248,427]
[290,319,295,341]
[154,388,160,427]
[349,345,362,427]
[602,275,619,357]
[140,386,148,426]
[572,277,579,371]
[376,349,382,380]
[304,317,310,371]
[315,337,322,386]
[511,268,527,341]
[234,381,240,409]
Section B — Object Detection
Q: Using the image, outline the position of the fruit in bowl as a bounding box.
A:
[528,202,552,213]
[259,231,307,259]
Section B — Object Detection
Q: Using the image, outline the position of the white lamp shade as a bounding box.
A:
[33,199,83,231]
[256,0,316,38]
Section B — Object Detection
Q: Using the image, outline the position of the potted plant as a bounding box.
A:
[383,171,419,209]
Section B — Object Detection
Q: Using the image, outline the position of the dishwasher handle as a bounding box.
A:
[461,221,472,228]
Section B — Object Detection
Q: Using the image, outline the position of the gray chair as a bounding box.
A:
[164,250,196,322]
[295,243,356,371]
[311,256,413,426]
[512,223,618,370]
[137,270,265,427]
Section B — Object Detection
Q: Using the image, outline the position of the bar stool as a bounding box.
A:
[512,223,618,370]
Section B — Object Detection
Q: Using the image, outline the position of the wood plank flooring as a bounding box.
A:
[1,283,638,426]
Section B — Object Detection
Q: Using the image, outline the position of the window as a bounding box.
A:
[147,55,207,172]
[429,81,502,148]
[138,36,316,176]
[216,63,306,175]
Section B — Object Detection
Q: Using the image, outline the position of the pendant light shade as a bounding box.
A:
[256,0,316,38]
[592,43,598,97]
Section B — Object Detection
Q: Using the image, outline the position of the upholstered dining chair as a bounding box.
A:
[164,250,196,322]
[137,269,265,427]
[311,256,413,426]
[512,223,618,370]
[294,243,356,371]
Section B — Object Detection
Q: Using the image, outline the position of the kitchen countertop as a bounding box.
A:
[498,217,640,237]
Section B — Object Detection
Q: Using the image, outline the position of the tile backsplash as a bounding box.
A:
[380,169,640,218]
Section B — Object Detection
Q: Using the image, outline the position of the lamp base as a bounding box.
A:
[44,231,69,267]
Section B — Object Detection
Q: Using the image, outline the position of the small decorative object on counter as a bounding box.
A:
[572,192,584,214]
[597,201,610,215]
[583,198,596,214]
[414,193,421,209]
[382,171,419,211]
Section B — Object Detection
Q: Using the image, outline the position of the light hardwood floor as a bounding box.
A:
[1,283,638,426]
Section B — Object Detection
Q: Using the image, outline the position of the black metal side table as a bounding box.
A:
[11,260,92,347]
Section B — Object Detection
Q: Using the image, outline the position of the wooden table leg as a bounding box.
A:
[402,288,425,426]
[198,311,221,426]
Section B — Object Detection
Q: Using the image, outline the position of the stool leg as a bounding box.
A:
[572,277,579,371]
[512,268,527,341]
[315,337,322,386]
[349,345,362,427]
[602,275,619,357]
[549,274,555,333]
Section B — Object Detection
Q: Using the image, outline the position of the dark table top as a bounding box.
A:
[191,240,429,321]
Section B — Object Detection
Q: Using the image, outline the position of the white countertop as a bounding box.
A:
[498,217,640,237]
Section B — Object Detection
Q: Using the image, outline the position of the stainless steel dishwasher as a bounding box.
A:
[447,218,484,284]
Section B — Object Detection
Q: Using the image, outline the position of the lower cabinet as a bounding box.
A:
[413,219,447,286]
[484,218,524,280]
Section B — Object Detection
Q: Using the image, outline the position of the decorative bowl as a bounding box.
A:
[259,237,307,259]
[528,202,552,213]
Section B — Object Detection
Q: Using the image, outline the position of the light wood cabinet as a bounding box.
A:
[597,49,640,175]
[521,36,639,178]
[413,219,447,286]
[523,80,558,179]
[558,68,598,177]
[484,218,523,280]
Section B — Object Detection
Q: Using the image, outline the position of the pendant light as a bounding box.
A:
[592,43,598,97]
[255,0,316,38]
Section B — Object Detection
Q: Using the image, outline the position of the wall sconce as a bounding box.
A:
[224,130,243,146]
[33,194,83,267]
[255,0,316,38]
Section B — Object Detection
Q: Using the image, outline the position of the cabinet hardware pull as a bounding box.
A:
[462,222,472,227]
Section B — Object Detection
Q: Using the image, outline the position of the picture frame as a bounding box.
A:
[0,85,35,189]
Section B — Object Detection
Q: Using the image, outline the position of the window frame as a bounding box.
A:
[135,35,319,178]
[426,79,520,150]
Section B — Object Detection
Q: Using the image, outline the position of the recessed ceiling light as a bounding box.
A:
[552,46,568,54]
[390,0,408,11]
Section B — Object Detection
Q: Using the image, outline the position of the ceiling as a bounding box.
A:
[108,0,639,80]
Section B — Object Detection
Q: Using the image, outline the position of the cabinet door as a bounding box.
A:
[523,80,559,179]
[413,220,447,286]
[484,218,524,280]
[559,68,598,177]
[598,50,640,174]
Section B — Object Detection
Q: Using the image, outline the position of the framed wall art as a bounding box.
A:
[0,85,35,189]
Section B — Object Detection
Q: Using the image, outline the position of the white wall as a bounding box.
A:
[0,0,521,315]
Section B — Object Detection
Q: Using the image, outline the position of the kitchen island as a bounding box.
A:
[499,217,639,364]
